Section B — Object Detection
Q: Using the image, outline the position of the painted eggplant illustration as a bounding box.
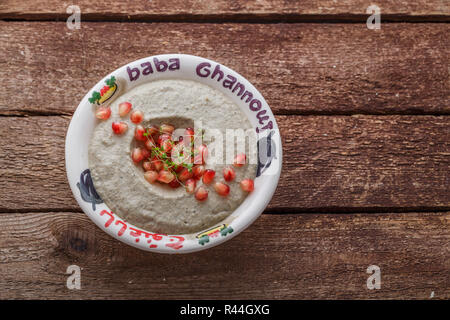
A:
[256,130,277,177]
[76,169,103,211]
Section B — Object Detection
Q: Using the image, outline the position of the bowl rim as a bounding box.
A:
[65,53,282,253]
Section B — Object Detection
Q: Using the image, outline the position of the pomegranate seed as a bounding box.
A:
[119,102,132,117]
[185,127,195,136]
[95,106,111,120]
[233,153,247,167]
[214,182,230,196]
[194,144,208,164]
[202,169,215,185]
[195,186,208,201]
[112,121,128,135]
[198,144,208,154]
[144,170,158,184]
[131,147,145,163]
[161,139,173,153]
[142,161,152,171]
[160,123,175,134]
[130,110,144,124]
[192,165,205,179]
[185,179,196,194]
[178,168,193,181]
[169,179,181,188]
[240,179,254,192]
[134,125,146,141]
[199,144,208,162]
[145,138,156,150]
[223,166,236,182]
[141,148,150,160]
[147,125,159,135]
[158,133,171,146]
[152,159,164,171]
[157,170,175,183]
[184,127,195,144]
[172,164,183,173]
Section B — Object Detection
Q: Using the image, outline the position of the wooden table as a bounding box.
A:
[0,1,449,300]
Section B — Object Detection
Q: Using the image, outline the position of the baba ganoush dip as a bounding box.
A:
[88,79,257,234]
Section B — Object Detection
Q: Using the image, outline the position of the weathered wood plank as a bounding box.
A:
[1,0,449,21]
[0,211,448,299]
[0,22,448,116]
[0,115,448,212]
[279,115,450,211]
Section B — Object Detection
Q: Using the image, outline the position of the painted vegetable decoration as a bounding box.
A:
[88,76,118,105]
[196,224,234,245]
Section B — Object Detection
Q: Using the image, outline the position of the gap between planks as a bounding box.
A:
[1,14,450,23]
[1,207,449,215]
[1,112,450,117]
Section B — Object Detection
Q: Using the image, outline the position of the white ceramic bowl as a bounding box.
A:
[65,54,282,253]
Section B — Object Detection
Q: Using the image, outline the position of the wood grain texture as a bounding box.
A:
[1,115,448,212]
[0,22,449,116]
[1,0,448,301]
[1,0,449,21]
[0,211,448,299]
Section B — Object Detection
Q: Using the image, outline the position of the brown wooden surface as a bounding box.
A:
[1,0,449,21]
[0,1,449,300]
[0,211,448,299]
[1,115,449,213]
[0,22,449,116]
